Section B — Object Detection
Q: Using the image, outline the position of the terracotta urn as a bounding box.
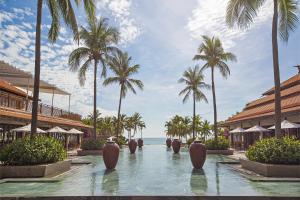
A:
[103,141,120,170]
[128,139,138,154]
[172,139,181,154]
[137,138,143,148]
[189,140,206,169]
[166,138,172,148]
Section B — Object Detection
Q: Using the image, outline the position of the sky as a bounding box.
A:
[0,0,299,138]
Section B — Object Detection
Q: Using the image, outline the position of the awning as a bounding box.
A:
[0,61,70,95]
[12,124,46,133]
[268,120,300,129]
[67,128,83,134]
[230,127,245,133]
[47,126,68,133]
[245,125,270,132]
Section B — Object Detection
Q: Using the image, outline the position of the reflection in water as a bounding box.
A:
[90,172,97,195]
[190,168,208,195]
[101,169,119,195]
[215,162,220,195]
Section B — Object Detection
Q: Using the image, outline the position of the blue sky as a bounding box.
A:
[0,0,299,138]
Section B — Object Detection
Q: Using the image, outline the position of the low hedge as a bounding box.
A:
[204,137,230,150]
[81,138,105,150]
[115,135,127,146]
[246,137,300,164]
[0,136,66,166]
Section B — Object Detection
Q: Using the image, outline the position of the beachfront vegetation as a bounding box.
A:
[0,136,66,165]
[82,111,146,141]
[165,115,213,142]
[178,65,210,139]
[226,0,299,138]
[193,35,237,142]
[31,0,95,135]
[81,138,105,150]
[69,17,120,139]
[204,137,230,150]
[246,137,300,164]
[104,51,144,139]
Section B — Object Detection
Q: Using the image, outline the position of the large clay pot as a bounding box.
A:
[172,139,181,153]
[137,138,143,148]
[166,138,172,148]
[103,141,120,170]
[128,139,138,154]
[189,140,206,169]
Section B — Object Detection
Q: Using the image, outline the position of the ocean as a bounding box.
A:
[142,138,166,145]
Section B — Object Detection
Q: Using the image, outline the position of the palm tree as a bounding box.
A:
[138,121,146,139]
[226,0,298,138]
[31,0,95,136]
[131,112,142,138]
[193,36,236,141]
[200,120,212,142]
[69,17,119,139]
[103,51,144,139]
[178,65,210,140]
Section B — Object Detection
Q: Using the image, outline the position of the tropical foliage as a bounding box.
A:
[165,115,213,142]
[178,65,210,139]
[193,35,236,141]
[246,137,300,164]
[104,51,144,138]
[204,137,230,150]
[69,17,120,139]
[226,0,299,137]
[0,136,66,165]
[81,138,105,150]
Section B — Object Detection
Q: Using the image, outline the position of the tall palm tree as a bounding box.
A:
[138,121,146,139]
[226,0,299,138]
[69,17,119,139]
[178,65,210,139]
[131,112,142,137]
[193,36,236,141]
[31,0,95,136]
[104,51,144,139]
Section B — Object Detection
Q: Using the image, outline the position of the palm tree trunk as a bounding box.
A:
[272,0,282,138]
[31,0,43,137]
[116,85,123,139]
[211,67,218,141]
[93,60,98,140]
[192,91,196,139]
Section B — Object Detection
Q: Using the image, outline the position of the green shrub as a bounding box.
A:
[0,136,66,166]
[81,138,104,150]
[204,137,230,150]
[246,137,300,164]
[115,135,127,146]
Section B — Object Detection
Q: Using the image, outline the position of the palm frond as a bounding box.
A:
[47,0,60,43]
[78,58,92,86]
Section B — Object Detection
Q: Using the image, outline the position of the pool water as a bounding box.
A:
[0,145,299,196]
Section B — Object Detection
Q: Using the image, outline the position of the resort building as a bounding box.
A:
[224,67,300,149]
[0,61,92,147]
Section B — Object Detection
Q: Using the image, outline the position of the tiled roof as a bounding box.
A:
[0,106,92,129]
[225,73,300,124]
[0,79,28,97]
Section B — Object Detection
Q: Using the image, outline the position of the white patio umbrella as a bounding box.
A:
[245,125,270,132]
[12,124,46,133]
[268,120,300,129]
[67,128,83,134]
[229,127,245,133]
[46,126,67,134]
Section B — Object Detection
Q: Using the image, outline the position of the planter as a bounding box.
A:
[128,139,138,154]
[240,159,300,178]
[166,138,172,148]
[206,149,233,155]
[138,138,143,148]
[0,160,71,178]
[103,141,120,170]
[172,139,181,154]
[189,141,206,169]
[77,149,103,156]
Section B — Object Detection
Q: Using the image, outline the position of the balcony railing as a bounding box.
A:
[0,91,82,121]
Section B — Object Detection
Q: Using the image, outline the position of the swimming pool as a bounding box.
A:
[0,145,299,196]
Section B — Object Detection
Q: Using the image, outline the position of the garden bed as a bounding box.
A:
[207,149,234,155]
[240,159,300,178]
[0,160,71,179]
[77,149,103,156]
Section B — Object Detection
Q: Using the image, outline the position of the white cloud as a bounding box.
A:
[96,0,141,45]
[186,0,273,49]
